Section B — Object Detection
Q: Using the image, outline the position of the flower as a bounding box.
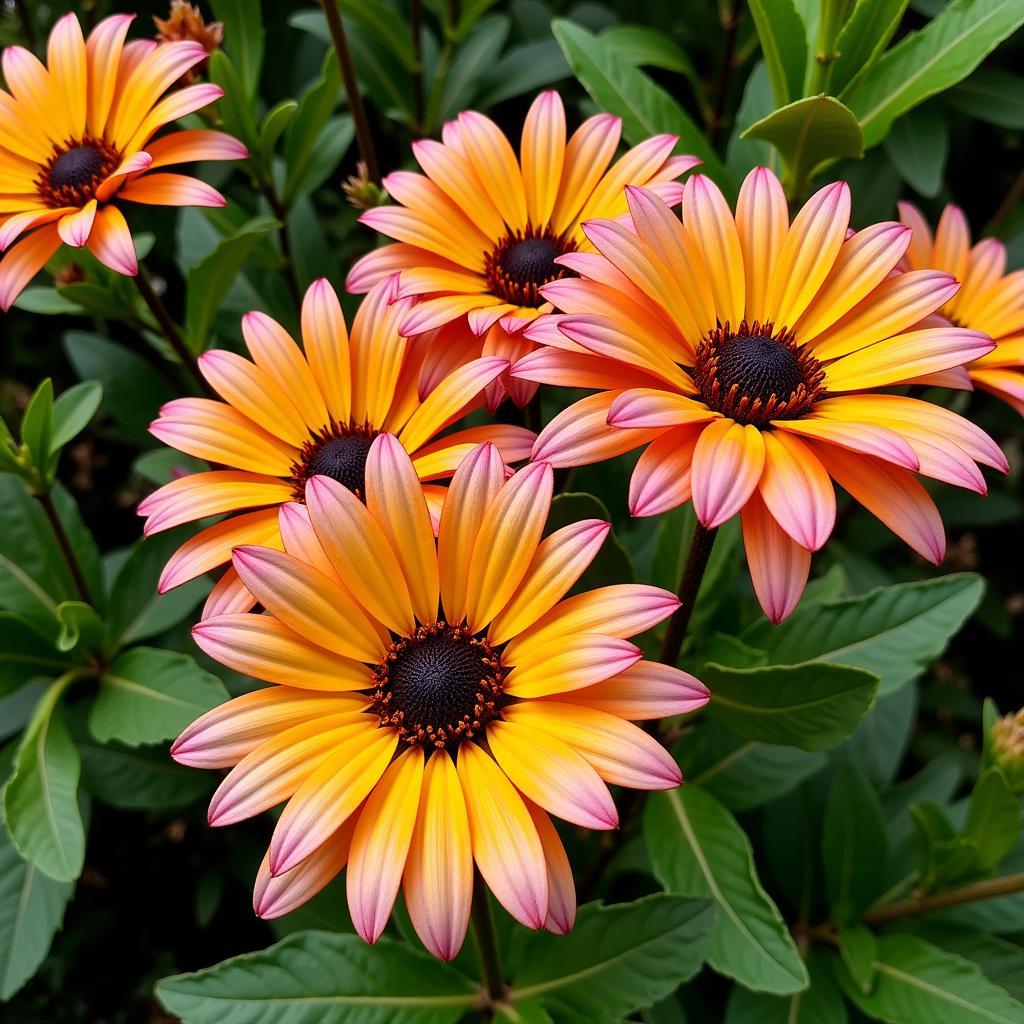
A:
[512,168,1007,623]
[172,438,709,959]
[347,90,698,409]
[153,1,224,65]
[0,12,244,311]
[989,709,1024,795]
[141,278,534,616]
[899,202,1024,416]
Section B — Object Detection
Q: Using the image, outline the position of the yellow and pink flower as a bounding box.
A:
[0,12,245,310]
[172,438,708,959]
[512,167,1006,622]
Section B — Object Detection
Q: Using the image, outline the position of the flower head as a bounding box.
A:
[154,1,224,59]
[347,90,698,409]
[990,709,1024,795]
[512,168,1007,622]
[172,439,708,959]
[0,12,245,310]
[900,202,1024,416]
[141,279,534,616]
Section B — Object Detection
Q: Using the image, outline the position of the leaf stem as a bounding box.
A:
[708,0,743,147]
[133,269,215,399]
[863,871,1024,926]
[320,0,381,184]
[659,521,718,667]
[471,875,506,1012]
[34,489,94,607]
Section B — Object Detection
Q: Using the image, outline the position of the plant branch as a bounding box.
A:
[134,269,215,399]
[262,185,303,309]
[320,0,381,183]
[863,872,1024,926]
[410,0,425,133]
[35,489,94,606]
[471,875,506,1016]
[990,166,1024,230]
[659,522,718,667]
[708,0,743,147]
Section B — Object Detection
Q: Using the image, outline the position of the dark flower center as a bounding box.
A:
[692,320,826,425]
[485,225,577,307]
[371,623,505,749]
[291,425,377,501]
[38,137,120,208]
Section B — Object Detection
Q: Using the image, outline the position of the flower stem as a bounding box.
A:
[320,0,381,184]
[35,489,94,606]
[707,0,743,147]
[471,875,505,1011]
[134,269,215,400]
[659,521,718,667]
[262,185,303,309]
[863,872,1024,926]
[13,0,36,48]
[410,0,425,133]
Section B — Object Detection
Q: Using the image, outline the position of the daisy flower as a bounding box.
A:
[347,90,697,409]
[172,437,709,959]
[512,168,1007,623]
[0,12,245,310]
[899,201,1024,416]
[141,279,533,616]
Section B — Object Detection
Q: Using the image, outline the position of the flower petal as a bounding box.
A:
[690,420,766,528]
[628,424,702,518]
[553,660,709,720]
[504,633,641,697]
[741,491,811,623]
[758,431,835,550]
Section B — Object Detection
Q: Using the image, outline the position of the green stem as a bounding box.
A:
[707,0,743,147]
[410,0,425,134]
[864,872,1024,926]
[659,522,718,667]
[34,489,94,606]
[262,184,303,309]
[320,0,381,183]
[134,269,215,399]
[471,875,505,1013]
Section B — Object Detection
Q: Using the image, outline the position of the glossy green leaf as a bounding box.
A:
[2,680,84,882]
[551,19,728,185]
[156,931,478,1023]
[50,381,102,454]
[823,763,889,919]
[211,0,264,97]
[965,768,1021,870]
[834,933,1024,1022]
[747,0,808,105]
[725,950,846,1022]
[208,51,259,149]
[646,786,808,994]
[20,379,54,476]
[54,601,106,655]
[599,24,699,81]
[846,0,1024,147]
[703,661,879,751]
[11,287,85,315]
[831,0,909,97]
[257,99,299,167]
[946,68,1024,128]
[341,0,417,69]
[885,103,949,196]
[106,530,208,647]
[838,923,878,994]
[742,95,864,188]
[548,492,633,590]
[0,817,72,1000]
[437,16,509,122]
[743,574,985,694]
[186,215,278,352]
[510,896,715,1022]
[0,613,73,699]
[90,648,227,748]
[283,52,344,206]
[475,39,570,108]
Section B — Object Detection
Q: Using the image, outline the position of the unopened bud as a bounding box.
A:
[54,263,86,288]
[154,1,223,82]
[990,709,1024,794]
[343,162,388,211]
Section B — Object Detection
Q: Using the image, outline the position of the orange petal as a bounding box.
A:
[741,490,811,623]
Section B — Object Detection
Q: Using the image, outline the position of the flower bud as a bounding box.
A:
[990,709,1024,794]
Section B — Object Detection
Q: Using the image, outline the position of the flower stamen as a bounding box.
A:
[484,224,577,307]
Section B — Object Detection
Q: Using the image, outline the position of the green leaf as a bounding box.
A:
[742,95,864,190]
[551,19,729,186]
[742,574,985,695]
[54,601,106,655]
[90,648,227,748]
[833,933,1024,1022]
[677,720,826,812]
[835,682,917,787]
[725,950,847,1022]
[77,738,212,810]
[340,0,417,70]
[945,68,1024,128]
[884,103,948,196]
[823,763,889,919]
[2,680,84,882]
[0,613,73,699]
[703,661,879,751]
[257,99,299,167]
[747,0,808,105]
[599,24,699,82]
[965,768,1021,870]
[11,286,85,315]
[646,786,808,994]
[838,923,878,994]
[475,39,570,108]
[909,801,980,889]
[208,51,258,149]
[106,530,208,647]
[0,818,72,1000]
[20,379,54,476]
[156,931,478,1023]
[510,896,715,1022]
[830,0,909,97]
[728,63,782,179]
[437,16,509,123]
[211,0,263,97]
[50,381,102,454]
[64,331,176,444]
[846,0,1024,147]
[283,52,344,207]
[186,215,278,352]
